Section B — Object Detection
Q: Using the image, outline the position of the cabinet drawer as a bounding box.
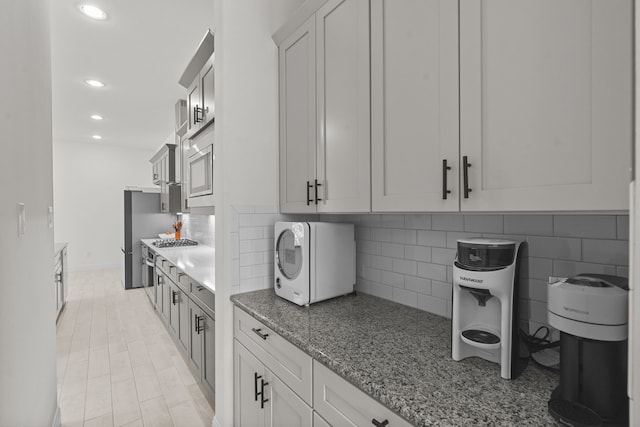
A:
[176,271,190,292]
[234,306,312,405]
[190,279,215,313]
[313,361,412,427]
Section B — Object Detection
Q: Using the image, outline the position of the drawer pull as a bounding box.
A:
[196,285,205,291]
[195,315,204,334]
[251,328,269,340]
[172,290,178,305]
[372,419,389,427]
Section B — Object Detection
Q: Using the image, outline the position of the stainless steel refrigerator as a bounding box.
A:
[121,187,174,289]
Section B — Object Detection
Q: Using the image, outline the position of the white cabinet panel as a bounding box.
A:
[279,17,317,213]
[316,0,370,212]
[235,340,266,427]
[371,0,459,212]
[313,361,412,427]
[267,373,313,427]
[459,0,632,211]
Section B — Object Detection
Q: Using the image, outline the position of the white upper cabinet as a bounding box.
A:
[277,0,370,213]
[315,0,370,213]
[279,17,317,213]
[459,0,632,211]
[371,0,460,212]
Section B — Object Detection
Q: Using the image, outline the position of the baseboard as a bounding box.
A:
[212,415,222,427]
[51,406,61,427]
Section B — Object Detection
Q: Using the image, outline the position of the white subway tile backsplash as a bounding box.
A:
[418,294,448,317]
[404,215,432,230]
[240,252,263,267]
[405,276,432,294]
[355,279,372,294]
[527,258,553,280]
[431,281,452,301]
[582,239,629,266]
[381,242,404,259]
[417,262,447,282]
[239,226,264,241]
[371,228,392,242]
[464,214,503,233]
[431,248,456,266]
[370,282,393,300]
[392,288,418,308]
[381,214,405,228]
[358,240,381,255]
[239,240,252,253]
[504,215,553,236]
[392,258,417,276]
[391,229,417,245]
[404,245,431,262]
[554,215,617,239]
[363,267,382,282]
[381,270,405,288]
[432,214,464,231]
[252,238,274,252]
[355,226,371,241]
[527,236,581,261]
[230,233,239,259]
[370,255,393,271]
[417,230,447,248]
[527,279,548,303]
[529,300,548,326]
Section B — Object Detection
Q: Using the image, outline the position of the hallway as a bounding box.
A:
[56,269,214,427]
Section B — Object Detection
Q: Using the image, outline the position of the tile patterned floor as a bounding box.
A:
[56,269,214,427]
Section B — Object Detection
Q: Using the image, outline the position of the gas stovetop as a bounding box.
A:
[152,238,199,248]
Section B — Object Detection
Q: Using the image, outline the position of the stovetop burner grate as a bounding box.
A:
[152,239,199,248]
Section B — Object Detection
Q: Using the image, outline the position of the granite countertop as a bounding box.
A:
[54,242,67,256]
[141,239,215,293]
[231,289,560,427]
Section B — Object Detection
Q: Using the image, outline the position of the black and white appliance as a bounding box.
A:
[187,134,214,208]
[547,274,629,427]
[452,238,527,380]
[274,222,355,306]
[121,187,174,289]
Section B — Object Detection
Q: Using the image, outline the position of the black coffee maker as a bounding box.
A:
[547,274,629,426]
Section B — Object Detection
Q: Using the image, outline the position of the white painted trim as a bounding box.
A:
[212,415,222,427]
[271,0,329,45]
[51,406,61,427]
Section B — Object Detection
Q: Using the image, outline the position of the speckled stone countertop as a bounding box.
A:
[231,289,559,427]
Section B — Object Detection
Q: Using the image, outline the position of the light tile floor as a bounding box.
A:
[57,269,214,427]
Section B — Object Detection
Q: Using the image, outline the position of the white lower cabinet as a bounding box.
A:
[233,307,413,427]
[313,361,412,427]
[234,340,313,427]
[314,412,331,427]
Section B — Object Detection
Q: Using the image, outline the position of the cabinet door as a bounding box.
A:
[266,372,313,427]
[161,274,171,323]
[279,16,317,213]
[188,299,203,375]
[313,413,331,427]
[459,0,632,211]
[200,57,215,128]
[371,0,459,212]
[313,361,412,427]
[316,0,370,213]
[202,311,215,398]
[187,78,201,136]
[154,270,162,309]
[234,340,266,427]
[168,282,180,337]
[177,281,190,354]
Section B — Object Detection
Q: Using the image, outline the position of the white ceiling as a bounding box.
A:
[51,0,214,150]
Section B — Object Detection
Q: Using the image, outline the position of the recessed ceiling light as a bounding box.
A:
[85,79,105,87]
[92,135,102,140]
[79,4,108,20]
[90,114,103,120]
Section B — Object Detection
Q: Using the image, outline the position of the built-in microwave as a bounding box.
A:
[187,132,214,207]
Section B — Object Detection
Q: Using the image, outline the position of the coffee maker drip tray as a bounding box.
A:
[461,329,501,350]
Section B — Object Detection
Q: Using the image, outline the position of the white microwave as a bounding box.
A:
[274,222,355,306]
[187,136,214,207]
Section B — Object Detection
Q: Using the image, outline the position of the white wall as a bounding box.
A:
[212,1,304,425]
[0,0,59,425]
[53,141,156,271]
